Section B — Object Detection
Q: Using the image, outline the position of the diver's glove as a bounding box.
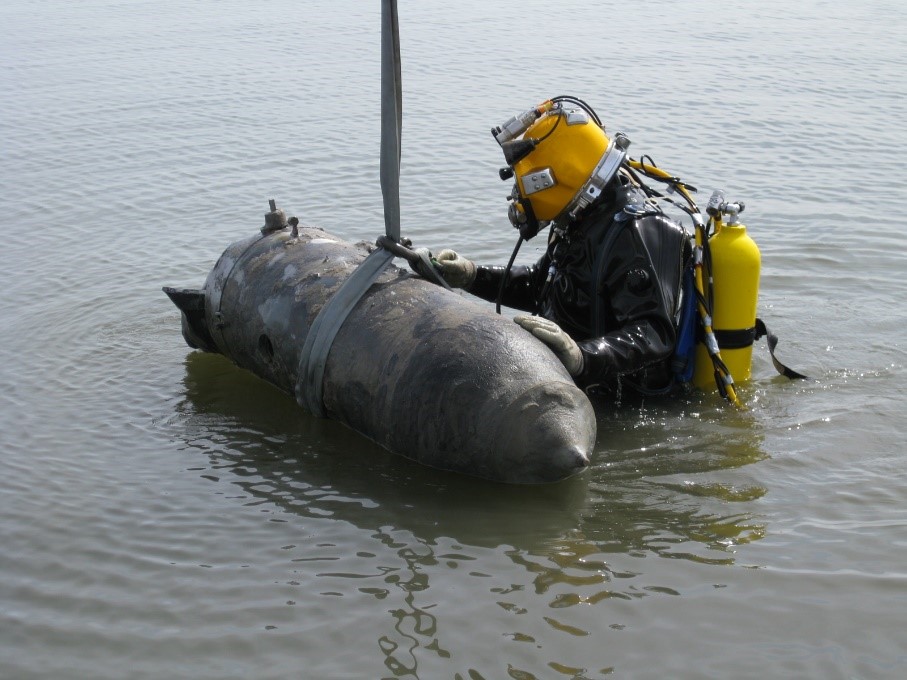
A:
[433,249,477,288]
[408,248,476,288]
[514,315,584,376]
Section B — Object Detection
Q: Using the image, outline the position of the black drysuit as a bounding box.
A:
[468,177,691,394]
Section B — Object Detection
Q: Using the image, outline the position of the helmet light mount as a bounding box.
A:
[492,100,555,145]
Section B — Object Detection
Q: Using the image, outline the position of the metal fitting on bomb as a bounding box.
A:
[261,199,289,235]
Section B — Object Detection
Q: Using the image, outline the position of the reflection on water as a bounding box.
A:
[175,352,591,544]
[171,350,769,676]
[176,351,767,552]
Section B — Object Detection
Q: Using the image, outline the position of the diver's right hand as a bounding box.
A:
[513,315,584,376]
[434,249,476,288]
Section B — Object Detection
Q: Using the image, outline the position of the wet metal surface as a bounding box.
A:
[169,226,595,482]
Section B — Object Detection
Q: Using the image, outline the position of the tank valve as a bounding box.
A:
[262,198,288,234]
[706,191,745,225]
[720,201,745,224]
[706,189,726,216]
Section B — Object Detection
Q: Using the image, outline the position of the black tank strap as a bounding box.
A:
[755,318,809,380]
[713,327,756,350]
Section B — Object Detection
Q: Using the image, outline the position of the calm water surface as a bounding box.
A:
[2,1,906,678]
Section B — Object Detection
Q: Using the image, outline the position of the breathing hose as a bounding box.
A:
[496,235,526,315]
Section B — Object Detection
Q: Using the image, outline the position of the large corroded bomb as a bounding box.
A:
[165,224,596,483]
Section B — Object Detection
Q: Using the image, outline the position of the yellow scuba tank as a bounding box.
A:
[693,194,761,391]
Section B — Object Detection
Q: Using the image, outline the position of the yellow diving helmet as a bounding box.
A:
[493,96,630,238]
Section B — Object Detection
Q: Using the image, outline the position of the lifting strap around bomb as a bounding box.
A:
[296,0,405,418]
[296,0,452,418]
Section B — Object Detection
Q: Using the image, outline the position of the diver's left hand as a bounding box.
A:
[514,315,584,376]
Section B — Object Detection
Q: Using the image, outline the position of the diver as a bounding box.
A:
[415,96,694,397]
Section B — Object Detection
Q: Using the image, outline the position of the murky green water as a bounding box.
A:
[2,1,906,678]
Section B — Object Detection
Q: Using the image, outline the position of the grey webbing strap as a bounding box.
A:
[380,0,402,242]
[296,247,395,417]
[296,0,403,417]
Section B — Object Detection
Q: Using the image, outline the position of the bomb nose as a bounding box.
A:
[491,380,596,484]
